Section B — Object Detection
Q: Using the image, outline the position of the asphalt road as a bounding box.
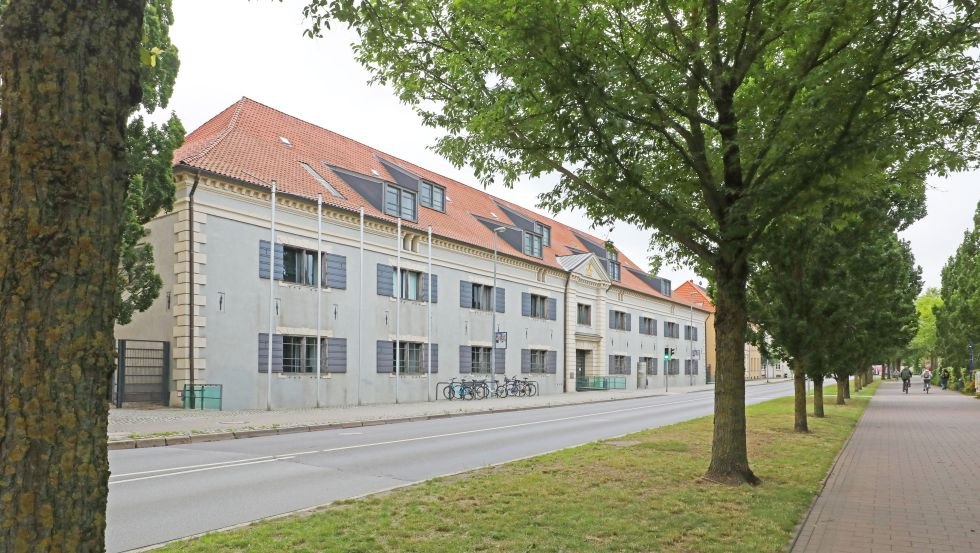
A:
[106,381,794,551]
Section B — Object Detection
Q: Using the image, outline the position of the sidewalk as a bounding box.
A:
[792,380,980,553]
[107,377,786,449]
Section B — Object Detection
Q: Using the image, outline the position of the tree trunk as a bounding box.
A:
[704,245,759,485]
[854,369,863,392]
[791,360,808,432]
[0,2,145,552]
[844,374,851,399]
[835,371,846,405]
[813,378,825,417]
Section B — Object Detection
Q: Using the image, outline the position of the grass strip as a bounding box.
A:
[161,382,878,553]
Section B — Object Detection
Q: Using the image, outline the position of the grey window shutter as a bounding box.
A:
[609,310,616,329]
[274,244,284,280]
[376,340,393,373]
[694,328,698,341]
[546,298,557,321]
[259,240,271,279]
[458,345,472,373]
[326,338,347,373]
[653,319,658,336]
[545,351,558,374]
[624,356,632,375]
[459,281,472,308]
[521,292,531,317]
[377,264,394,296]
[608,355,616,374]
[425,343,438,374]
[625,314,632,332]
[495,287,505,313]
[494,348,505,374]
[521,349,531,374]
[421,273,439,303]
[258,333,283,373]
[325,254,347,289]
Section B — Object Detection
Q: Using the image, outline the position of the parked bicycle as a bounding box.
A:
[497,376,539,398]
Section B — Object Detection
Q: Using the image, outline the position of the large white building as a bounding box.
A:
[116,98,710,410]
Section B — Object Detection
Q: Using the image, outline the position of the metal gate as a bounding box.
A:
[112,340,170,407]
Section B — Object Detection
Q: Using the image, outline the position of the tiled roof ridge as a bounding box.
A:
[179,97,247,164]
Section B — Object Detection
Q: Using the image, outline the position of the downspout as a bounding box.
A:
[187,172,200,409]
[563,270,572,393]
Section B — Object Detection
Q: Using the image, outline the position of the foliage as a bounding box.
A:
[116,0,183,325]
[935,202,980,372]
[302,0,980,482]
[906,288,942,368]
[158,390,875,553]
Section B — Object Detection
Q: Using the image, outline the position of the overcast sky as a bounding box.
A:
[159,0,979,291]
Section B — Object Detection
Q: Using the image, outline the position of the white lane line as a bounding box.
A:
[110,396,712,485]
[110,386,790,485]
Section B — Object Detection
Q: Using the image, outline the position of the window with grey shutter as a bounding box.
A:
[324,254,347,289]
[377,264,394,296]
[459,280,472,308]
[521,292,531,317]
[495,287,505,313]
[259,241,284,280]
[608,355,616,375]
[521,349,532,374]
[376,340,393,373]
[546,298,557,321]
[624,356,632,374]
[458,345,472,374]
[421,273,439,303]
[326,338,347,373]
[545,350,558,374]
[625,314,631,332]
[422,343,439,373]
[494,348,505,374]
[258,333,283,373]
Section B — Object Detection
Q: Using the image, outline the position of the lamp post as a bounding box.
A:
[490,227,506,379]
[968,340,974,381]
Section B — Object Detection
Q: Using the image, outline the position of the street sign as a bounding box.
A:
[495,331,507,349]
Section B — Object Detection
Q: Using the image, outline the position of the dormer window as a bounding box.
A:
[534,222,551,246]
[419,180,445,212]
[384,184,417,221]
[523,231,543,258]
[607,250,621,281]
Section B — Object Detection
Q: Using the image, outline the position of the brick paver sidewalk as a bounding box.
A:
[792,380,980,553]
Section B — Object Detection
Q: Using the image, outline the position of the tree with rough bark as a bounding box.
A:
[0,1,149,551]
[302,0,980,484]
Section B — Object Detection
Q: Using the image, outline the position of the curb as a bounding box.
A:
[107,379,790,451]
[783,383,879,552]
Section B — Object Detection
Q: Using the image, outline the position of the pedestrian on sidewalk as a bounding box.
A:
[940,368,950,390]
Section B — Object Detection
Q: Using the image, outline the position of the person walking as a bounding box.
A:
[940,368,950,390]
[922,368,932,393]
[900,366,912,393]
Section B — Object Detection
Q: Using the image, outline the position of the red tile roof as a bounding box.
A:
[674,281,716,313]
[174,97,705,310]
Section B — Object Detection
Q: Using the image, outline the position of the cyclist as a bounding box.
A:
[900,366,912,394]
[922,368,932,393]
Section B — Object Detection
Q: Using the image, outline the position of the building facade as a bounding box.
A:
[117,98,709,409]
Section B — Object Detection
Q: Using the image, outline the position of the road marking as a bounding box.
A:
[338,432,364,435]
[110,387,786,485]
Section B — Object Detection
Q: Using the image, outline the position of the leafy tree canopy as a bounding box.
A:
[301,0,980,484]
[936,202,980,369]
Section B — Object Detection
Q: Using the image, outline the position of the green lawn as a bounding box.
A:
[161,382,878,553]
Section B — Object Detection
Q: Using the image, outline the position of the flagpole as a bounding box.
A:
[316,193,323,408]
[266,181,277,411]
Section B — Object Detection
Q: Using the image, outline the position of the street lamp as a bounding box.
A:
[689,302,703,386]
[490,227,506,381]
